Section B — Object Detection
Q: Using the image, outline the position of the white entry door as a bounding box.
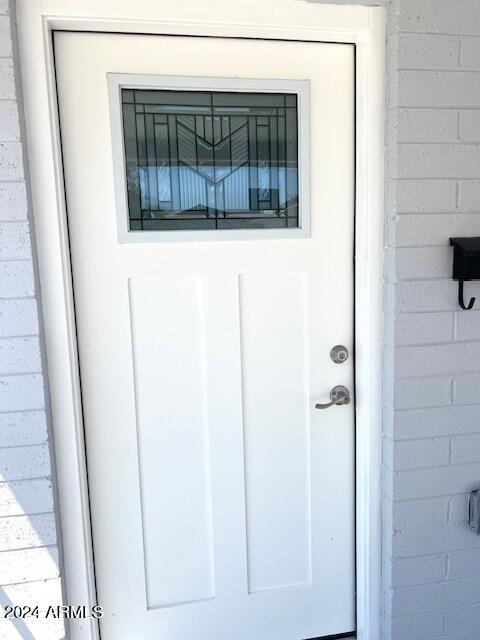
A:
[54,31,355,640]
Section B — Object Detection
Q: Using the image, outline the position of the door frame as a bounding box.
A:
[15,2,385,639]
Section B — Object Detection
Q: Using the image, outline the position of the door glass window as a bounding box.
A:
[121,89,299,231]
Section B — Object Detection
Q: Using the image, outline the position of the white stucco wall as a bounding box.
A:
[1,1,480,639]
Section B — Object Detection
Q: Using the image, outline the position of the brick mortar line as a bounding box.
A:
[394,460,480,473]
[389,106,480,111]
[0,443,49,452]
[0,372,44,377]
[397,67,480,72]
[396,277,456,283]
[398,142,480,146]
[0,334,40,340]
[386,435,452,443]
[396,310,457,316]
[0,511,54,520]
[445,554,451,581]
[450,401,480,408]
[397,141,480,144]
[390,489,476,501]
[396,372,480,380]
[450,378,456,404]
[0,219,34,223]
[390,492,469,502]
[395,404,452,412]
[0,338,41,343]
[0,296,36,303]
[396,212,480,216]
[395,467,471,474]
[395,278,476,284]
[0,257,35,264]
[396,30,480,37]
[390,577,473,591]
[0,477,51,485]
[393,433,480,443]
[0,545,59,555]
[0,576,61,589]
[0,543,58,555]
[390,575,480,593]
[0,476,53,483]
[391,106,480,112]
[396,337,480,347]
[0,220,30,224]
[0,442,49,451]
[394,244,475,249]
[0,370,45,378]
[391,547,480,562]
[0,408,46,416]
[395,342,461,351]
[394,177,480,181]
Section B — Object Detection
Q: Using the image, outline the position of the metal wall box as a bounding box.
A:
[450,237,480,310]
[469,489,480,535]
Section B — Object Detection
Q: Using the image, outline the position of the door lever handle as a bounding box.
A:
[315,385,350,409]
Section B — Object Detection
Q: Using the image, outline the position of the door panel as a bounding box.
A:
[129,276,215,608]
[54,31,355,640]
[240,272,310,594]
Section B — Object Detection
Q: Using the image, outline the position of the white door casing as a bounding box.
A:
[15,3,385,640]
[55,31,355,640]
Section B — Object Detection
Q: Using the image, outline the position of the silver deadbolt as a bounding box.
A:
[330,345,349,364]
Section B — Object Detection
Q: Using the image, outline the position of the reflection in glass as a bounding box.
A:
[121,89,299,231]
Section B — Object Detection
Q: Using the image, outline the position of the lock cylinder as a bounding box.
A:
[330,345,349,364]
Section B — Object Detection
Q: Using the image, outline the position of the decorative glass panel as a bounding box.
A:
[121,89,299,231]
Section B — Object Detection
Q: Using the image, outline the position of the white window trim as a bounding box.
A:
[15,2,385,639]
[108,74,311,242]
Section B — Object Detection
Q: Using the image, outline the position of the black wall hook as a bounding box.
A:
[458,280,475,310]
[450,238,480,311]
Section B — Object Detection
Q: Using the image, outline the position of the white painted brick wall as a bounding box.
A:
[385,0,480,638]
[0,3,63,640]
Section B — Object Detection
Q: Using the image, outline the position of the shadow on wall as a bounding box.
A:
[0,590,36,640]
[0,408,64,639]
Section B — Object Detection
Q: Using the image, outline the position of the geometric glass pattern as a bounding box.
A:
[121,89,299,231]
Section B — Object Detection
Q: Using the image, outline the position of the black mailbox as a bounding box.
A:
[450,237,480,310]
